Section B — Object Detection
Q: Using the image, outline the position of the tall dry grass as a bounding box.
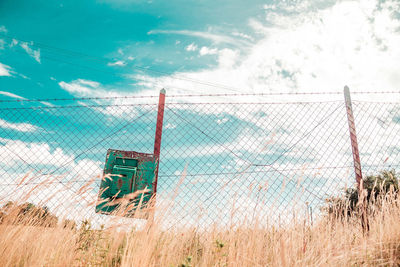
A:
[1,177,400,266]
[0,199,400,266]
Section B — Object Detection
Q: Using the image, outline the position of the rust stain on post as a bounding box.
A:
[344,85,369,232]
[153,88,166,195]
[344,86,363,186]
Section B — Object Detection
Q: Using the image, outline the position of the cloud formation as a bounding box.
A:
[0,62,12,76]
[0,119,39,133]
[185,43,198,52]
[58,79,156,117]
[9,39,41,64]
[0,90,26,99]
[140,0,400,95]
[107,60,126,66]
[20,42,41,63]
[148,29,250,46]
[0,139,74,168]
[199,46,218,56]
[59,79,104,97]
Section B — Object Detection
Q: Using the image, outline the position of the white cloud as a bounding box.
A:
[199,46,218,56]
[71,158,102,180]
[20,42,41,63]
[59,79,99,96]
[107,60,126,66]
[0,62,12,76]
[59,78,158,101]
[137,0,400,95]
[0,90,26,100]
[232,31,254,41]
[39,101,55,107]
[148,29,250,46]
[0,139,74,168]
[217,48,240,68]
[0,138,101,177]
[58,79,156,117]
[0,90,52,106]
[248,18,268,35]
[0,119,39,132]
[185,43,198,52]
[10,39,18,47]
[76,79,100,88]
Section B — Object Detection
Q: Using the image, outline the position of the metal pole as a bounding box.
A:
[344,85,369,232]
[153,88,166,195]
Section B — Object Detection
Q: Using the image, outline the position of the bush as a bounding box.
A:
[325,169,399,219]
[0,201,58,227]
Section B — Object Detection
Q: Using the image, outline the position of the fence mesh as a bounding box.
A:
[0,93,399,229]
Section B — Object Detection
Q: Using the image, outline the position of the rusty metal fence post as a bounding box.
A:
[344,86,369,232]
[153,88,166,195]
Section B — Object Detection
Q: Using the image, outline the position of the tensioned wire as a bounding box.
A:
[1,101,397,187]
[0,33,253,94]
[163,103,344,217]
[0,102,345,188]
[0,100,344,110]
[1,34,400,100]
[2,163,399,186]
[0,108,155,188]
[1,91,400,103]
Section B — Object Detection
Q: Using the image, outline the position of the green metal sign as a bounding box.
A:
[95,149,157,218]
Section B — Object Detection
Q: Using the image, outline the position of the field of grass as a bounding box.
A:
[1,190,400,267]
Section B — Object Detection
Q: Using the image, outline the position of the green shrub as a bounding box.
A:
[0,201,58,227]
[325,169,399,218]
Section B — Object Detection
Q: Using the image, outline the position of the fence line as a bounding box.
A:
[0,90,399,229]
[1,90,400,103]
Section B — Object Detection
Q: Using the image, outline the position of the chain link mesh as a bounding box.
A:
[0,95,399,229]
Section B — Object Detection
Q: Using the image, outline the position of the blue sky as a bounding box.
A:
[0,0,268,99]
[1,0,400,226]
[1,0,400,98]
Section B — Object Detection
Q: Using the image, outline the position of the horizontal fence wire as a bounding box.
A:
[1,90,400,103]
[0,93,399,230]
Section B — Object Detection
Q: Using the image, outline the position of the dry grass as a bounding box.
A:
[1,194,400,267]
[1,169,400,267]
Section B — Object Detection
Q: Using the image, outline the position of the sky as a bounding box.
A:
[0,0,269,98]
[1,0,399,99]
[0,0,400,227]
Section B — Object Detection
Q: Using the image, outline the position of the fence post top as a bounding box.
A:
[344,85,350,93]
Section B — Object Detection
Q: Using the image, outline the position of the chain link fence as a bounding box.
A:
[0,92,399,229]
